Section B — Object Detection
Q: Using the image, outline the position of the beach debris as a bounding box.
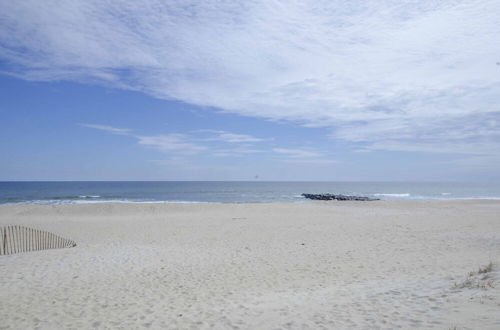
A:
[301,193,379,201]
[0,225,76,255]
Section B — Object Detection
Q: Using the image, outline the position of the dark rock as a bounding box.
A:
[301,193,379,201]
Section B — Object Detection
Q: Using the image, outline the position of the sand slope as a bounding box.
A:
[1,201,499,329]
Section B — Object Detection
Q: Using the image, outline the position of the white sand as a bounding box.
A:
[1,200,499,329]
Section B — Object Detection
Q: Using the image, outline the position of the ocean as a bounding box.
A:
[1,181,500,205]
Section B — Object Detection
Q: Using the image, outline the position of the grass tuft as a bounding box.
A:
[453,262,495,290]
[478,262,493,274]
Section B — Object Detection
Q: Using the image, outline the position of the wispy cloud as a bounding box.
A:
[211,147,263,157]
[148,158,238,172]
[82,123,336,165]
[82,123,207,155]
[282,158,337,165]
[198,130,265,143]
[137,134,207,155]
[80,123,132,135]
[2,1,500,157]
[272,148,323,159]
[82,123,266,157]
[272,147,335,164]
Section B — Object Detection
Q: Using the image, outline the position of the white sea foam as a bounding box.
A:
[2,199,214,206]
[373,193,410,197]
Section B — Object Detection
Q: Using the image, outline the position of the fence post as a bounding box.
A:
[9,226,14,254]
[24,226,27,253]
[11,226,15,254]
[21,226,25,253]
[12,226,15,254]
[2,227,6,255]
[13,226,17,254]
[35,229,39,251]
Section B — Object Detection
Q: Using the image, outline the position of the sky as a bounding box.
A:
[1,0,499,181]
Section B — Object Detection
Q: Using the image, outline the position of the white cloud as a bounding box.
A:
[82,123,336,165]
[198,130,265,143]
[2,1,500,156]
[80,123,132,135]
[82,123,207,155]
[212,147,263,157]
[272,148,323,158]
[214,132,264,143]
[82,123,270,157]
[137,134,207,154]
[282,158,336,165]
[148,158,238,172]
[272,148,336,164]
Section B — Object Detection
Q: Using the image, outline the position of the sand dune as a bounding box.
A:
[1,200,499,329]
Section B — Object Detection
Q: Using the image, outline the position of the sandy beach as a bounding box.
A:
[0,200,499,329]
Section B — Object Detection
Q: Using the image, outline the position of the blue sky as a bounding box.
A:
[1,0,499,181]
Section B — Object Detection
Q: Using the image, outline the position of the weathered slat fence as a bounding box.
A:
[0,225,76,255]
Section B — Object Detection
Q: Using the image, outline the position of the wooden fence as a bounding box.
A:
[0,225,76,255]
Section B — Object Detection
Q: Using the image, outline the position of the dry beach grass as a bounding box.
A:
[0,200,499,329]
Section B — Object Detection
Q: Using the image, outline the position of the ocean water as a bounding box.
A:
[1,181,500,205]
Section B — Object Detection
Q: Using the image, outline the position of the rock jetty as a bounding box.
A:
[301,193,379,201]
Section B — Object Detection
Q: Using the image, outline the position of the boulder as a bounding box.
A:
[301,193,379,201]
